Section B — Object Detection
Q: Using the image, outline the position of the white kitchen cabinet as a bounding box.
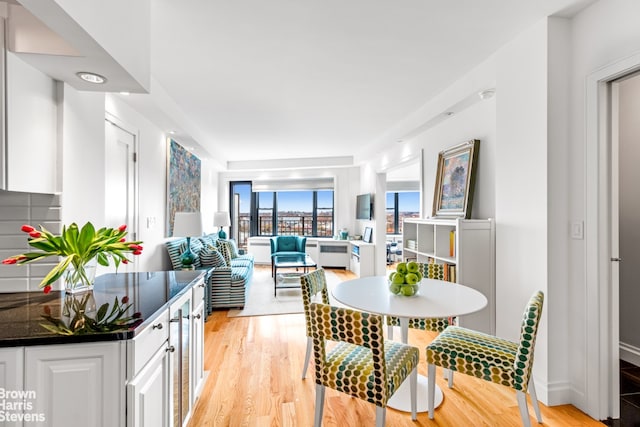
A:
[403,218,495,334]
[24,341,125,427]
[127,344,171,427]
[1,47,59,194]
[0,347,24,427]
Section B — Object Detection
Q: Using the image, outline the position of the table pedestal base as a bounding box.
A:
[388,374,443,413]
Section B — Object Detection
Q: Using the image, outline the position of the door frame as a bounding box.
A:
[585,51,640,420]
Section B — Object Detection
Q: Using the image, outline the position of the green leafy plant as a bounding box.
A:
[2,222,143,293]
[40,294,143,335]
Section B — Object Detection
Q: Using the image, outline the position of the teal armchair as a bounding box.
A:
[270,235,307,276]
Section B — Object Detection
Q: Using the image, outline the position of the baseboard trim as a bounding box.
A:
[620,341,640,366]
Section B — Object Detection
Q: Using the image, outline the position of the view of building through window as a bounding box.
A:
[230,183,334,250]
[386,192,420,234]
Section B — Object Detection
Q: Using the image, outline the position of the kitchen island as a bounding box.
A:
[0,270,207,427]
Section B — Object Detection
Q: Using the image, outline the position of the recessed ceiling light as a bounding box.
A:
[169,130,176,135]
[119,91,130,96]
[76,72,107,84]
[478,89,496,100]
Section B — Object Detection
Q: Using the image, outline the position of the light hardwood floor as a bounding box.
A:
[188,267,604,427]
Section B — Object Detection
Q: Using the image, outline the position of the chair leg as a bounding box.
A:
[428,364,436,419]
[448,369,454,388]
[302,337,312,379]
[528,377,543,423]
[410,367,417,420]
[314,384,325,427]
[375,406,386,427]
[516,390,532,427]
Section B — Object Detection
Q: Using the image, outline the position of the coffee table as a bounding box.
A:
[332,275,488,413]
[272,254,317,296]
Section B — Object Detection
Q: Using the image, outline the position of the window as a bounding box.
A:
[255,190,334,237]
[386,191,420,234]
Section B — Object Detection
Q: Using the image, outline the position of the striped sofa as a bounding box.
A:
[165,234,254,313]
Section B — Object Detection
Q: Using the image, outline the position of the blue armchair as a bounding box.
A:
[270,235,307,276]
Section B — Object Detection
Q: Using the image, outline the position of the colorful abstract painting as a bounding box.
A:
[166,139,201,236]
[432,140,479,218]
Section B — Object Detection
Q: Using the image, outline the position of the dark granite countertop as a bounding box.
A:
[0,270,205,347]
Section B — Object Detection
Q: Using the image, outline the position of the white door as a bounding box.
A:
[105,118,137,272]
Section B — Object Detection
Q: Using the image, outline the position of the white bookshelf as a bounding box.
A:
[403,218,495,334]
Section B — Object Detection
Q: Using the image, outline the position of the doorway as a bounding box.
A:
[105,115,138,272]
[586,52,640,421]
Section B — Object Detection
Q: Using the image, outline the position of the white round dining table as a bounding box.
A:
[331,275,488,413]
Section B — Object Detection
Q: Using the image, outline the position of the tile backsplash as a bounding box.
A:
[0,191,62,292]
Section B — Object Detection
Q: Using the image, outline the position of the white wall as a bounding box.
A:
[60,84,107,226]
[495,18,551,397]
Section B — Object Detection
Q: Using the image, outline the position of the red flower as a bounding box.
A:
[29,231,41,238]
[133,250,142,256]
[21,225,35,233]
[2,258,17,265]
[43,285,52,294]
[121,296,129,304]
[122,259,129,264]
[119,238,126,242]
[129,244,143,251]
[118,225,127,232]
[133,312,142,319]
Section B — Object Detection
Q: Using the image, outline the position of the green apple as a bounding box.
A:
[415,271,422,282]
[389,283,401,295]
[396,262,408,275]
[405,272,418,285]
[407,261,419,273]
[388,271,396,282]
[392,273,406,285]
[401,284,416,297]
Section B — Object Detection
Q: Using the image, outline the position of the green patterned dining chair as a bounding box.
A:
[300,268,330,379]
[386,263,450,339]
[425,291,544,427]
[309,302,419,426]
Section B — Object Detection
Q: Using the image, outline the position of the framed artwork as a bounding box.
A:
[432,139,480,219]
[363,226,373,243]
[166,139,201,236]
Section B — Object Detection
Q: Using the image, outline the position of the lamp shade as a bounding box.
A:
[173,212,203,237]
[213,211,231,227]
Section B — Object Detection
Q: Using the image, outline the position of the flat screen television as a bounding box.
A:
[356,193,373,220]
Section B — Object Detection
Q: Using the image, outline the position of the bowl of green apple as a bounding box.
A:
[388,261,422,297]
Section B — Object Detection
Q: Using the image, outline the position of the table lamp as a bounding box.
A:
[173,212,203,269]
[213,211,231,239]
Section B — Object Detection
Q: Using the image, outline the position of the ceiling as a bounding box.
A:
[16,0,595,167]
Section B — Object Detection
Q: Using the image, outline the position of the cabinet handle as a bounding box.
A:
[194,314,201,320]
[199,283,206,288]
[166,345,175,353]
[152,323,163,330]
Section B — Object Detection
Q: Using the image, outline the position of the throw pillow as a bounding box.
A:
[200,245,227,268]
[216,239,232,266]
[227,239,240,259]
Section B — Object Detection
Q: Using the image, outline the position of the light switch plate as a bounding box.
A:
[571,221,584,240]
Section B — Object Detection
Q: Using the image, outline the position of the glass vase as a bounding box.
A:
[63,258,97,294]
